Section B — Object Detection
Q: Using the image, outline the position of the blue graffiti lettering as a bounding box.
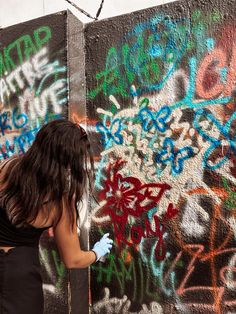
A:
[155,137,194,175]
[193,109,236,170]
[138,102,171,133]
[96,118,123,147]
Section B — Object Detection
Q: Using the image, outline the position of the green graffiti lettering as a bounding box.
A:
[20,35,37,60]
[128,33,160,85]
[119,256,135,281]
[92,253,161,303]
[34,26,52,49]
[3,46,16,72]
[0,52,6,77]
[145,34,160,82]
[122,44,135,84]
[88,47,128,99]
[0,26,52,77]
[92,253,132,295]
[7,35,37,65]
[105,255,123,286]
[119,255,136,297]
[52,250,65,277]
[222,177,236,209]
[211,10,221,22]
[15,38,24,64]
[138,257,144,302]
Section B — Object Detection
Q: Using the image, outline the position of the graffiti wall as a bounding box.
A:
[86,0,236,312]
[0,12,69,313]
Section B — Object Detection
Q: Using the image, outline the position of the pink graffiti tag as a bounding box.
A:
[98,159,178,260]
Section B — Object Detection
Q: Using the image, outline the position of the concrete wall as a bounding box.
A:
[85,0,236,313]
[0,12,67,166]
[67,11,89,314]
[1,0,236,313]
[0,11,89,314]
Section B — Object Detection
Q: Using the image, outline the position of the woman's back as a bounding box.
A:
[0,119,113,314]
[0,158,54,251]
[0,158,47,314]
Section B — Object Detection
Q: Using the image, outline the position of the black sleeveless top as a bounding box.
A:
[0,158,49,247]
[0,206,48,247]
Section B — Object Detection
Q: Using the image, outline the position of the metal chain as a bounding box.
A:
[95,0,105,19]
[65,0,105,20]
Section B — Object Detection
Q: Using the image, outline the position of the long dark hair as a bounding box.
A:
[0,119,94,229]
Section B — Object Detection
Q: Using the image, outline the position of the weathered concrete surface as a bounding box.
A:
[85,0,236,313]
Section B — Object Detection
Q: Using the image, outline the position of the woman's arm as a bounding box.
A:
[53,202,96,269]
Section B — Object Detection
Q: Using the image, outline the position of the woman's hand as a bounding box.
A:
[92,233,113,261]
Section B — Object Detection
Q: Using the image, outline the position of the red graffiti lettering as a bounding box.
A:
[224,44,236,96]
[99,159,178,260]
[196,48,226,99]
[196,44,236,99]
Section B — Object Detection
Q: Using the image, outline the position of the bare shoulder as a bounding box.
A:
[30,201,57,228]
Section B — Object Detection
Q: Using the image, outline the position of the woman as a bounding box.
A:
[0,119,112,314]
